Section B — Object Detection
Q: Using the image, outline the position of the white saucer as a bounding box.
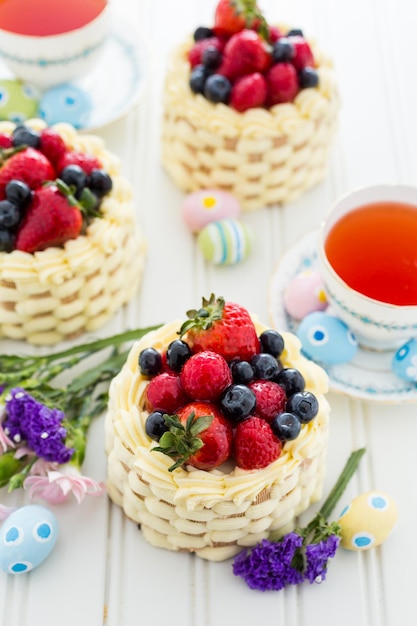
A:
[0,15,149,131]
[77,16,149,130]
[268,229,417,404]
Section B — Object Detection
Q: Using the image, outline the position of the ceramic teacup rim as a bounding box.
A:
[318,182,417,312]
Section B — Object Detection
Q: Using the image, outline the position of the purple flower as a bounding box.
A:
[304,534,340,583]
[3,388,74,464]
[233,533,304,591]
[233,529,340,592]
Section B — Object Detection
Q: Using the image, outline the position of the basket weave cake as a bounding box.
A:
[105,318,330,562]
[161,35,340,212]
[0,119,146,345]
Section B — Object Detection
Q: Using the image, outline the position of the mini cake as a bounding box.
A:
[105,295,330,561]
[0,118,146,345]
[161,0,340,211]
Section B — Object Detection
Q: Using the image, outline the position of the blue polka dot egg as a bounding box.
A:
[297,311,358,365]
[392,338,417,382]
[338,491,398,551]
[39,83,92,129]
[0,505,58,575]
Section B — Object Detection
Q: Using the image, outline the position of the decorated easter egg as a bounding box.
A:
[0,505,58,574]
[182,189,241,233]
[392,338,417,382]
[297,311,358,365]
[0,79,39,122]
[39,83,92,128]
[338,491,398,551]
[197,218,252,266]
[283,270,328,320]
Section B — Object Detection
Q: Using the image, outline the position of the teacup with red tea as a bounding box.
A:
[318,184,417,350]
[0,0,109,87]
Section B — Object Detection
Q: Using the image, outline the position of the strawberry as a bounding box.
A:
[0,147,55,199]
[15,180,83,253]
[214,0,263,37]
[145,371,189,414]
[180,294,260,362]
[57,150,102,176]
[248,380,287,422]
[229,72,267,112]
[188,36,224,68]
[38,128,67,168]
[289,35,314,70]
[234,415,282,469]
[0,134,12,149]
[180,350,232,401]
[221,29,271,80]
[266,62,299,105]
[153,401,233,471]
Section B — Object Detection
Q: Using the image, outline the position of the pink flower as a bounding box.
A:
[0,504,16,521]
[23,465,105,504]
[0,405,14,453]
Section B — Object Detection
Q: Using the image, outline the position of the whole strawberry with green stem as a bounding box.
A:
[180,294,260,362]
[0,146,55,199]
[15,179,99,253]
[214,0,269,40]
[152,401,233,471]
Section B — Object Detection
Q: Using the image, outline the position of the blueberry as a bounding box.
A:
[287,28,304,37]
[286,391,318,423]
[60,165,87,194]
[88,169,113,197]
[251,353,280,380]
[5,180,32,208]
[0,229,15,252]
[272,38,295,62]
[145,411,168,441]
[189,65,208,94]
[259,329,285,358]
[139,347,162,377]
[275,368,305,396]
[219,384,256,423]
[271,412,301,441]
[11,125,40,148]
[299,67,319,89]
[204,74,231,104]
[193,26,214,41]
[0,200,20,229]
[229,359,255,385]
[201,46,222,71]
[166,339,192,372]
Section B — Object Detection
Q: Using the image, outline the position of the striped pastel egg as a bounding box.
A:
[338,491,398,551]
[197,218,252,266]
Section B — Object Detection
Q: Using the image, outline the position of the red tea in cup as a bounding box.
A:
[0,0,107,36]
[324,201,417,306]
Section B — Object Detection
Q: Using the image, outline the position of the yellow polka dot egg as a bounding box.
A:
[338,491,398,551]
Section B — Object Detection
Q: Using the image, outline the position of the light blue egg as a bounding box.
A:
[297,311,358,365]
[0,505,58,575]
[39,83,92,129]
[392,338,417,382]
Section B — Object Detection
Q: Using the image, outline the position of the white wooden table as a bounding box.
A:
[1,0,416,624]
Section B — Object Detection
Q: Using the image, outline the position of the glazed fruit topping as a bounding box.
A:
[187,0,319,111]
[0,124,114,253]
[141,295,320,472]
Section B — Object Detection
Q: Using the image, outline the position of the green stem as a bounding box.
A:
[15,325,162,363]
[318,448,366,520]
